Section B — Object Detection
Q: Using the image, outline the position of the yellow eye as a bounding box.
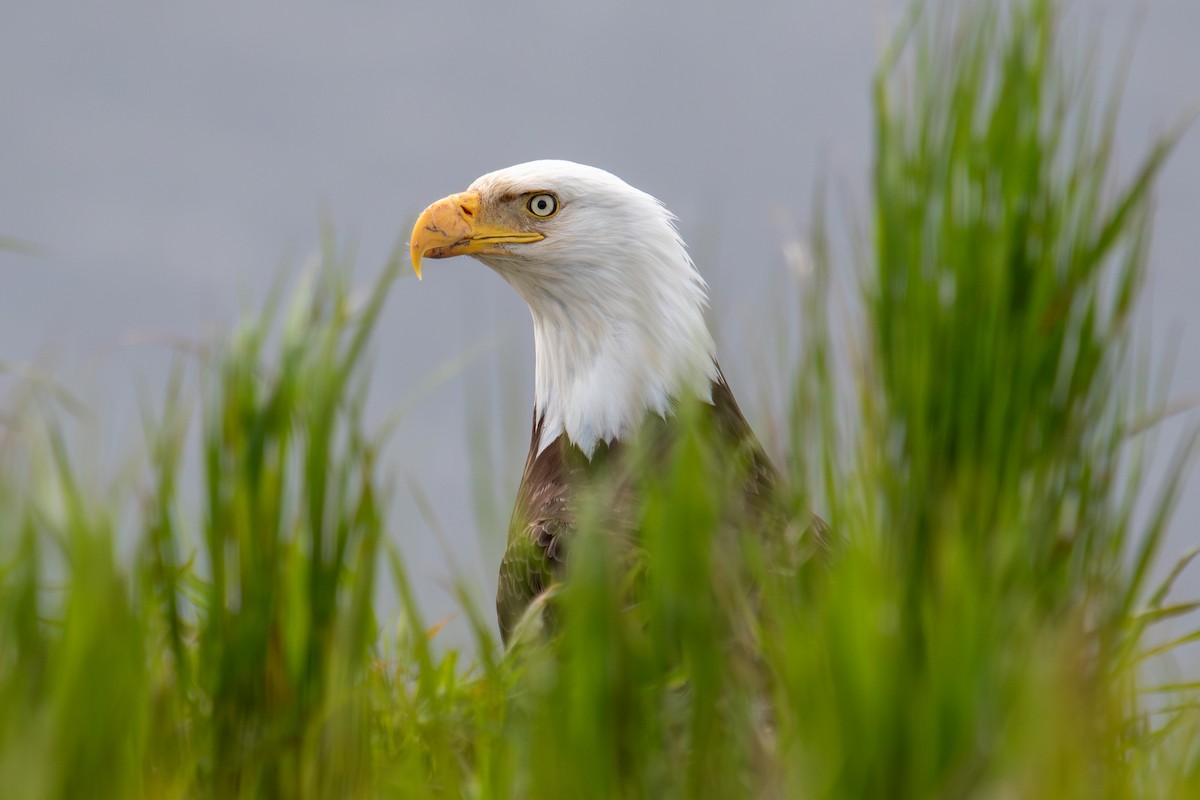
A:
[526,193,558,218]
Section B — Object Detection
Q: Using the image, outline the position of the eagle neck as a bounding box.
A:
[506,249,718,459]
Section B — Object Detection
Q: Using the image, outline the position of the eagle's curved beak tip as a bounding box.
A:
[409,244,423,280]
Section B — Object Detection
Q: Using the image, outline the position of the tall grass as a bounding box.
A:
[1,0,1198,797]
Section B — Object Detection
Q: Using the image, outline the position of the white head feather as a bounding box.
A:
[466,160,718,457]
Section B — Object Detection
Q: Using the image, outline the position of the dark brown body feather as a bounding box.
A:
[496,365,797,642]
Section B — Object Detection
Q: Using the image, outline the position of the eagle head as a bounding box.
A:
[410,160,718,457]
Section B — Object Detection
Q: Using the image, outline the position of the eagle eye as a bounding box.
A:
[526,193,558,218]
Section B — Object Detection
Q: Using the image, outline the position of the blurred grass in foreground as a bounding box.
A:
[2,0,1199,797]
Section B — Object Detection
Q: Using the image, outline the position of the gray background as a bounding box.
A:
[2,2,1197,653]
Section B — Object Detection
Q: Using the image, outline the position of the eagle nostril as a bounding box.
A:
[459,203,474,219]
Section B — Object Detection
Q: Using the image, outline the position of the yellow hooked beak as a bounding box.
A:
[409,191,544,279]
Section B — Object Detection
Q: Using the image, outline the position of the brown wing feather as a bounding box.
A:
[710,363,782,507]
[497,362,824,642]
[497,413,571,641]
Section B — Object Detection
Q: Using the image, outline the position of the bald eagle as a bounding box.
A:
[410,161,815,642]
